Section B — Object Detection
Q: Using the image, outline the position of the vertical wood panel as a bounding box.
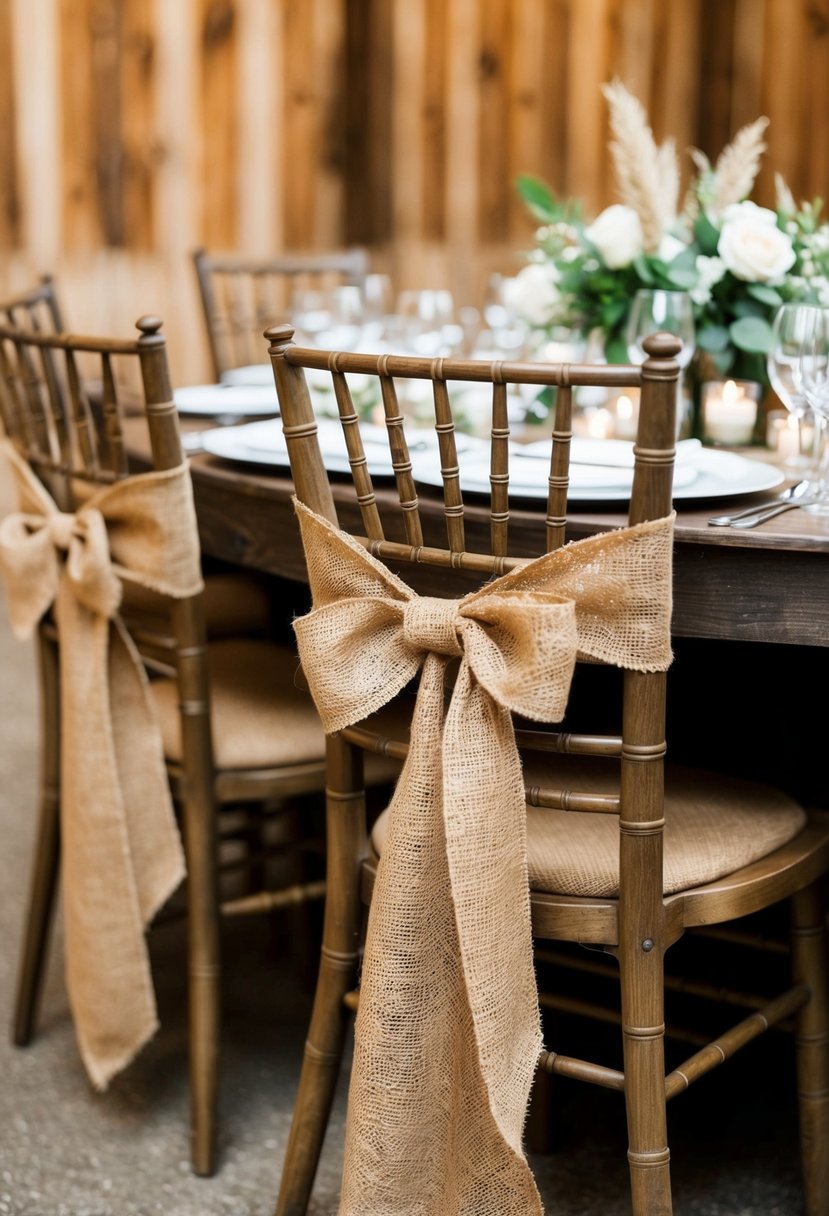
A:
[121,0,155,250]
[282,0,347,248]
[506,0,546,240]
[0,1,20,247]
[478,0,512,242]
[391,0,425,247]
[60,0,106,251]
[311,0,347,246]
[695,0,737,160]
[658,0,702,205]
[566,0,613,211]
[759,0,809,206]
[803,0,829,204]
[236,0,281,251]
[10,0,60,264]
[444,0,480,303]
[345,0,393,247]
[422,0,448,241]
[198,0,238,248]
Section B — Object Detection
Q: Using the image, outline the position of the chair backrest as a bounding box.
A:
[266,324,681,899]
[0,314,184,508]
[1,275,66,334]
[192,246,370,381]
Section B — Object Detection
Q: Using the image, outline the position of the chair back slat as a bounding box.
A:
[546,385,573,552]
[490,380,510,556]
[378,373,423,547]
[431,378,465,552]
[331,371,385,541]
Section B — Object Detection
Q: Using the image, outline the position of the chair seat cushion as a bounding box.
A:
[371,755,807,898]
[150,638,401,783]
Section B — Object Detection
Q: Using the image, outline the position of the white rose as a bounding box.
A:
[717,209,796,282]
[584,205,644,268]
[720,201,778,227]
[505,263,561,326]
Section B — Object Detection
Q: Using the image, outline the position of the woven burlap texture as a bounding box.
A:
[0,439,203,1090]
[291,499,675,1216]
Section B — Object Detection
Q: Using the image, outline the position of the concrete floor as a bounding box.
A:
[0,456,809,1215]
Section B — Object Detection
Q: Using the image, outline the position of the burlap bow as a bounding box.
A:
[292,498,674,1216]
[0,439,203,1090]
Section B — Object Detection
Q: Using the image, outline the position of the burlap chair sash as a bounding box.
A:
[0,439,203,1090]
[291,499,675,1216]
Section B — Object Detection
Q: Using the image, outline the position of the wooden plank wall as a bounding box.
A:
[1,0,827,385]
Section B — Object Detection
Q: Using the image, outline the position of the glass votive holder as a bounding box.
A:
[701,379,761,446]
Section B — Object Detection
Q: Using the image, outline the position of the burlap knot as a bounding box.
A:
[0,439,203,1090]
[291,498,675,1216]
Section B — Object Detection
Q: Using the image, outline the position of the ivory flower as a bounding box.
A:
[505,263,562,326]
[584,205,644,268]
[717,203,796,282]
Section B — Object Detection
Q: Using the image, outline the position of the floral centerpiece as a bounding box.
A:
[512,79,829,393]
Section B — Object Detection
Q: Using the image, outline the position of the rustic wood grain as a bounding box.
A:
[2,0,829,389]
[0,1,20,248]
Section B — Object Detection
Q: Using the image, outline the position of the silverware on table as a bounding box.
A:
[707,480,811,528]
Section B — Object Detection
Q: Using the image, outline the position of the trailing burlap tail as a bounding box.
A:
[0,440,203,1089]
[291,498,674,1216]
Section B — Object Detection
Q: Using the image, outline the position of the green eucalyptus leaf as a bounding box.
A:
[746,283,783,307]
[633,256,656,285]
[515,175,558,223]
[697,325,731,353]
[729,315,775,354]
[664,267,698,290]
[732,298,768,320]
[693,214,721,256]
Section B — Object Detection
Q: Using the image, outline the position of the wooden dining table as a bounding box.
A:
[123,412,829,808]
[126,416,829,649]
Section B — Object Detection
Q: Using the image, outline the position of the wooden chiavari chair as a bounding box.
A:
[265,324,829,1216]
[0,316,400,1178]
[192,247,369,382]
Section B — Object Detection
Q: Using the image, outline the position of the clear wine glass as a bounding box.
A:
[624,289,696,436]
[625,289,696,367]
[767,303,822,475]
[795,306,829,515]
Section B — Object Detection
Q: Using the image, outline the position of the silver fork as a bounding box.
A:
[707,479,810,527]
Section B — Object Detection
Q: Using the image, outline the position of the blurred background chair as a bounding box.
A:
[192,247,370,382]
[266,325,829,1216]
[0,275,66,332]
[0,315,401,1178]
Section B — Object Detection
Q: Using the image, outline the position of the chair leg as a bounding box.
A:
[619,944,673,1216]
[275,737,366,1216]
[12,632,61,1047]
[180,780,221,1177]
[791,881,829,1216]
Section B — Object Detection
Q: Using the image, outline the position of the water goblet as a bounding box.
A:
[767,302,822,475]
[625,289,696,435]
[795,306,829,515]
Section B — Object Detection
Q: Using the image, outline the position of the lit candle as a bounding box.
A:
[776,415,801,462]
[702,379,758,446]
[613,392,639,440]
[585,406,614,439]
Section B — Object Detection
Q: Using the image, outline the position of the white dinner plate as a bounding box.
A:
[199,421,784,503]
[173,383,279,416]
[219,364,274,387]
[411,444,784,502]
[200,419,488,474]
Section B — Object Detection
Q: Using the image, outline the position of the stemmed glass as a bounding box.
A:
[767,303,821,474]
[795,306,829,515]
[624,289,696,436]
